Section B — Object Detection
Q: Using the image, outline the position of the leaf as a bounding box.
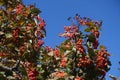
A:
[65,50,71,55]
[88,48,94,54]
[87,41,93,48]
[20,21,24,26]
[67,17,71,20]
[34,18,38,24]
[31,8,41,16]
[0,72,7,79]
[15,47,19,52]
[100,45,106,49]
[5,33,13,38]
[89,22,94,27]
[88,34,96,43]
[61,39,70,45]
[0,31,4,36]
[5,71,13,77]
[97,26,101,30]
[21,65,28,77]
[0,21,2,26]
[42,29,46,38]
[7,43,14,48]
[72,46,76,52]
[0,0,5,6]
[88,48,96,59]
[84,27,91,32]
[118,68,120,70]
[48,51,54,56]
[66,67,73,74]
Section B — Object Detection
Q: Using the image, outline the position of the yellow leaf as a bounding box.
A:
[0,0,5,6]
[20,21,24,26]
[100,45,106,50]
[0,10,3,14]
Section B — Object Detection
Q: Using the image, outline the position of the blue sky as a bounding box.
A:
[23,0,120,79]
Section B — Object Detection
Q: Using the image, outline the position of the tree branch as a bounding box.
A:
[0,60,20,72]
[109,74,117,80]
[0,64,12,71]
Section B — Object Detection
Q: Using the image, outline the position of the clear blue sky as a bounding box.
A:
[23,0,120,79]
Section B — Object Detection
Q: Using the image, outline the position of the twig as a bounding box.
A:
[109,74,117,80]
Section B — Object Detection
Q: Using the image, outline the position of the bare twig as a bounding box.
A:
[109,74,117,80]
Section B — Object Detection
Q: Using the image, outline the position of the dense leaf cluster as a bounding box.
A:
[0,0,111,80]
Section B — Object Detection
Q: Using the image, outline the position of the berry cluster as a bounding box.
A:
[16,4,24,15]
[91,27,100,38]
[76,39,86,54]
[64,42,72,48]
[75,14,102,28]
[75,76,83,80]
[13,27,20,43]
[19,45,26,56]
[36,15,46,28]
[37,39,44,48]
[53,48,61,57]
[96,47,110,69]
[28,69,39,80]
[59,26,79,39]
[96,47,110,79]
[55,71,67,79]
[61,58,67,67]
[77,56,91,67]
[75,15,101,49]
[93,39,99,49]
[0,1,111,79]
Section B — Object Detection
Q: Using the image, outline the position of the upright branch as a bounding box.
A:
[58,14,111,80]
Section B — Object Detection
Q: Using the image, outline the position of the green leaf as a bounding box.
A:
[87,41,93,48]
[84,27,91,32]
[65,50,71,55]
[97,26,101,30]
[61,39,70,45]
[89,22,94,27]
[15,47,19,52]
[5,71,13,77]
[21,66,28,77]
[0,72,6,79]
[5,33,13,38]
[88,48,95,59]
[0,22,2,26]
[0,74,7,80]
[66,67,73,74]
[118,68,120,71]
[31,8,41,16]
[88,34,96,43]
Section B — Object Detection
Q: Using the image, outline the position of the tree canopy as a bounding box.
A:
[0,0,111,80]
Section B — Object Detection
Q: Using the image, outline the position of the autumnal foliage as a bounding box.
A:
[0,0,111,80]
